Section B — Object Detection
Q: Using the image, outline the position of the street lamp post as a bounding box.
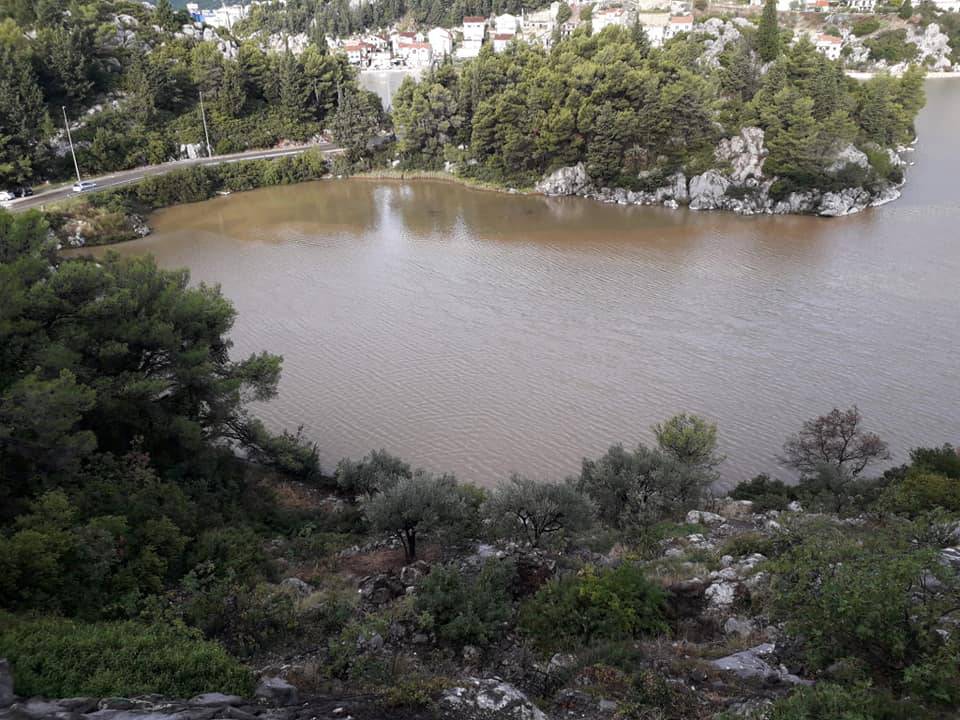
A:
[199,91,213,159]
[62,106,82,184]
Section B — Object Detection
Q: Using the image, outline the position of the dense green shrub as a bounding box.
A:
[415,560,516,647]
[0,613,252,698]
[879,469,960,516]
[179,572,296,657]
[769,683,924,720]
[729,473,795,511]
[865,30,919,63]
[135,166,219,209]
[910,444,960,479]
[519,564,667,652]
[852,17,882,37]
[577,443,712,530]
[766,528,960,706]
[865,145,904,184]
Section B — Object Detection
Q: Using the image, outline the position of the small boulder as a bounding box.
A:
[711,643,806,684]
[190,693,244,708]
[686,510,725,525]
[442,677,547,720]
[254,676,300,706]
[705,580,737,607]
[400,560,431,586]
[723,616,755,638]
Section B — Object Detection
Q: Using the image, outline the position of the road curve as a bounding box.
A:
[5,143,342,213]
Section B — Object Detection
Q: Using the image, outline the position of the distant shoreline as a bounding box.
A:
[846,70,960,79]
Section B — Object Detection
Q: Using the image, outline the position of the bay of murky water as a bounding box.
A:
[97,80,960,487]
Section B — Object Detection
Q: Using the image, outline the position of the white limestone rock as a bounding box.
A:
[536,163,593,196]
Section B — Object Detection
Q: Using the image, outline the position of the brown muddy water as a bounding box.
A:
[95,80,960,487]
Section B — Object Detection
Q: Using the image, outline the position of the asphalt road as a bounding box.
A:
[5,143,341,213]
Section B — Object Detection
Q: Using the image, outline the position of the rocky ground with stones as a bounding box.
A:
[536,126,907,218]
[2,493,908,720]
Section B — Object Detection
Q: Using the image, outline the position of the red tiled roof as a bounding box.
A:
[670,14,694,22]
[493,33,514,40]
[464,16,486,22]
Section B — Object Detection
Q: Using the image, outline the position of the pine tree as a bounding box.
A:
[217,61,247,118]
[277,52,309,122]
[0,43,46,186]
[155,0,177,32]
[632,18,650,54]
[757,0,781,63]
[898,0,913,19]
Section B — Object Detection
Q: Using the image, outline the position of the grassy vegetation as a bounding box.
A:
[0,613,252,698]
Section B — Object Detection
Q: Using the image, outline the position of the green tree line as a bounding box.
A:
[0,0,380,188]
[392,20,925,192]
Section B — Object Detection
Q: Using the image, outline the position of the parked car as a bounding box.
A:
[1,187,34,202]
[72,180,97,193]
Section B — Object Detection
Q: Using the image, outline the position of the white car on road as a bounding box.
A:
[72,180,97,192]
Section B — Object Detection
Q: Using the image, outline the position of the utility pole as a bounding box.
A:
[62,106,82,184]
[199,90,213,158]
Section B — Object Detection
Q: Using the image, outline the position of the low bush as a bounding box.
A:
[415,559,515,647]
[769,683,928,720]
[879,469,960,516]
[0,613,252,698]
[852,17,882,36]
[766,528,960,707]
[519,564,667,652]
[729,473,795,511]
[718,531,780,559]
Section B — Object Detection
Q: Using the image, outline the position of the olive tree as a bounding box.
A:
[335,449,411,498]
[364,471,464,561]
[781,406,890,479]
[577,444,713,529]
[484,474,594,547]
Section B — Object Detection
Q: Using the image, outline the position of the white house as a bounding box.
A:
[593,7,629,33]
[814,32,843,59]
[339,42,371,66]
[637,13,670,46]
[932,0,960,10]
[495,13,520,34]
[522,4,556,34]
[492,32,515,52]
[463,16,487,42]
[456,39,483,59]
[428,27,453,56]
[390,30,419,53]
[398,40,433,67]
[664,14,694,40]
[847,0,877,10]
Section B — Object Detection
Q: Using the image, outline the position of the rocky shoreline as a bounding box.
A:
[535,127,908,218]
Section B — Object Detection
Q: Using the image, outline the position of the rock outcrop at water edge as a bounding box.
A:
[535,127,904,217]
